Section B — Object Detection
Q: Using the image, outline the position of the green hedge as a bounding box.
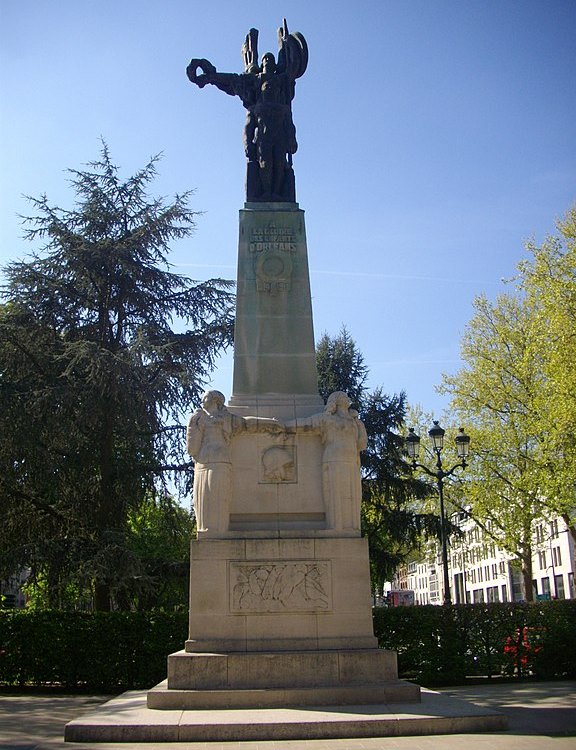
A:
[373,600,576,686]
[0,610,187,690]
[1,602,574,690]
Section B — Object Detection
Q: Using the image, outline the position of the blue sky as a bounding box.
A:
[1,0,575,419]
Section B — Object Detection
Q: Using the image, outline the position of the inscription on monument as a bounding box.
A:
[249,225,297,254]
[250,224,297,294]
[230,560,331,612]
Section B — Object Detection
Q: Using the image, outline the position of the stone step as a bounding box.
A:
[148,678,420,709]
[64,688,507,743]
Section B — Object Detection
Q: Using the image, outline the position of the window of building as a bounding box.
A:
[538,550,546,570]
[501,584,508,602]
[485,565,490,580]
[487,586,499,602]
[552,546,562,567]
[492,563,498,579]
[555,574,565,599]
[550,519,559,539]
[535,524,545,544]
[499,561,506,575]
[478,567,483,582]
[473,589,484,603]
[541,577,551,598]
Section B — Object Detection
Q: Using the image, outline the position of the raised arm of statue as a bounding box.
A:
[186,59,252,101]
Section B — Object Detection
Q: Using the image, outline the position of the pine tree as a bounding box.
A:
[0,145,234,609]
[316,329,436,594]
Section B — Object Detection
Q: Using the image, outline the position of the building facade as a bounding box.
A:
[391,512,575,605]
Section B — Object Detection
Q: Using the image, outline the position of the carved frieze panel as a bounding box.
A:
[230,560,331,612]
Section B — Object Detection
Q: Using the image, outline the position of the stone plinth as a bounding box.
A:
[147,535,420,712]
[66,688,507,742]
[184,537,377,653]
[199,424,361,540]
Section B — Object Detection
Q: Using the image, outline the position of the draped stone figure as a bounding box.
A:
[186,390,281,533]
[287,392,368,532]
[186,19,308,203]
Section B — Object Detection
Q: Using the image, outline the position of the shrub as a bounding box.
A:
[1,602,574,690]
[0,610,187,690]
[373,600,576,686]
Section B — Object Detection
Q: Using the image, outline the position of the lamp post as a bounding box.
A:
[405,421,470,606]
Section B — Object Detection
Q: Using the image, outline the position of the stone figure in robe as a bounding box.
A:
[186,19,308,203]
[186,390,280,533]
[287,392,368,532]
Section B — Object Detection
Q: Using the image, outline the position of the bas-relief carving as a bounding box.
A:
[255,251,292,294]
[186,20,308,203]
[230,561,331,612]
[260,445,297,483]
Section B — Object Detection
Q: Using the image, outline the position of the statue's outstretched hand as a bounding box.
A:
[186,58,217,87]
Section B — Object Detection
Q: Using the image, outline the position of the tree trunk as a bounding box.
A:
[561,512,576,545]
[93,581,111,611]
[521,550,534,602]
[93,403,117,612]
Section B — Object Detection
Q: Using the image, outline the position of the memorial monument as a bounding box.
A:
[65,20,506,742]
[147,18,419,711]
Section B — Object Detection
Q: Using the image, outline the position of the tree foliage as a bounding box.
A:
[440,205,576,600]
[316,327,368,409]
[518,206,576,537]
[0,145,234,610]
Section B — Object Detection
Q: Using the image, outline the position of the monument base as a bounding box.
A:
[146,535,421,713]
[149,647,419,709]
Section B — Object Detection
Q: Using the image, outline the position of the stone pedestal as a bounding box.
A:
[183,538,377,653]
[148,536,419,709]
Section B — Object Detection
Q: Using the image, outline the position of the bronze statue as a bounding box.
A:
[187,19,308,203]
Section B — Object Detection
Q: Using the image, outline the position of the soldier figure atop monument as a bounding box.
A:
[186,19,308,203]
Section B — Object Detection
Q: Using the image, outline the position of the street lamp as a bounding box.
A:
[405,421,470,606]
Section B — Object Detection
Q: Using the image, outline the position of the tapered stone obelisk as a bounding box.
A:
[229,201,323,419]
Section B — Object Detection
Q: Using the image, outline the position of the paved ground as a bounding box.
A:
[0,681,574,750]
